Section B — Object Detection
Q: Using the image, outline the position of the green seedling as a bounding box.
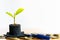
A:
[6,8,24,25]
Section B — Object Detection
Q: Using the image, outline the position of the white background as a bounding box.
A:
[0,0,59,35]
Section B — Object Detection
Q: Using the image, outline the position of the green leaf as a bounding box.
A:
[6,12,13,18]
[15,8,24,16]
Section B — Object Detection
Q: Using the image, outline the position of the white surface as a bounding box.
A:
[0,0,59,35]
[0,39,6,40]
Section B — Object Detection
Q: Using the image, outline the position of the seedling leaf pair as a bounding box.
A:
[6,8,24,18]
[6,8,24,24]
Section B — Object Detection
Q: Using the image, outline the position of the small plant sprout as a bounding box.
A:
[6,8,24,25]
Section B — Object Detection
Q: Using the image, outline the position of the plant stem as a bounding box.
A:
[14,17,15,25]
[14,14,16,25]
